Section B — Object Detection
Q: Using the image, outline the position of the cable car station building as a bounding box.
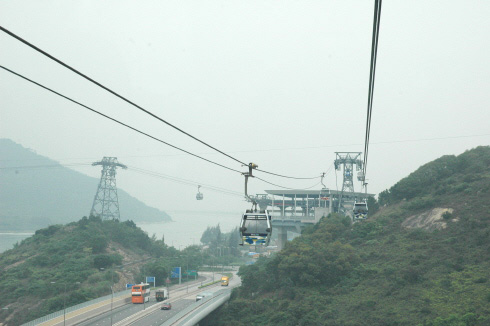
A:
[252,189,373,249]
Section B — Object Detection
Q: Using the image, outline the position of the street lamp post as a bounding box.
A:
[50,282,67,326]
[110,284,114,325]
[100,268,114,325]
[110,270,114,325]
[63,283,66,326]
[167,271,171,299]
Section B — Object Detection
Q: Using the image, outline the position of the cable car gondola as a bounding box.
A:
[239,209,272,246]
[196,185,203,200]
[353,201,368,220]
[239,163,272,245]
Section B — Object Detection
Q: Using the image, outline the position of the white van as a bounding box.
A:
[196,292,213,301]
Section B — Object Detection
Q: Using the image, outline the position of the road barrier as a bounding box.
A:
[20,289,131,326]
[160,288,231,326]
[21,276,212,326]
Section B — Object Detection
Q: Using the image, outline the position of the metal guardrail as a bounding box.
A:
[20,289,131,326]
[160,288,231,326]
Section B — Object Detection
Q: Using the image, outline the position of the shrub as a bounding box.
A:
[404,196,436,211]
[92,254,122,269]
[401,267,422,284]
[35,225,62,237]
[442,211,453,220]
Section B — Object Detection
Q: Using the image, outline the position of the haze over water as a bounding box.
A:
[0,211,237,253]
[0,232,34,253]
[137,210,239,250]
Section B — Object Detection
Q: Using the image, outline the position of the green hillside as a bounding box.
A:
[0,139,171,231]
[202,147,490,326]
[0,216,182,326]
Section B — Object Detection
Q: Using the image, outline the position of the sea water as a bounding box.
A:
[0,232,34,253]
[0,211,239,253]
[137,210,239,250]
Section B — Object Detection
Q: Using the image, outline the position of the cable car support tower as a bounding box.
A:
[90,157,127,220]
[334,152,363,215]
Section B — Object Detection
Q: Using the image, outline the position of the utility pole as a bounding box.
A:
[110,284,114,325]
[90,157,127,220]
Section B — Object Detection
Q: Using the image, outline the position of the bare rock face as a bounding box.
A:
[402,208,456,231]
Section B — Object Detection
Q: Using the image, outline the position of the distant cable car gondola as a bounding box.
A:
[196,185,203,200]
[239,209,272,246]
[353,201,368,220]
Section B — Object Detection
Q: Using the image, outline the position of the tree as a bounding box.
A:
[200,224,222,251]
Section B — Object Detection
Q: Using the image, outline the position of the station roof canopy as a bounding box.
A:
[263,189,374,199]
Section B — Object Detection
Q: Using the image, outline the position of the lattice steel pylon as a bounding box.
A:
[334,152,363,212]
[90,157,127,220]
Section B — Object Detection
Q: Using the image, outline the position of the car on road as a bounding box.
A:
[196,292,213,301]
[161,302,172,310]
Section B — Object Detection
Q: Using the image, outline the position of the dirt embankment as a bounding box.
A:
[107,241,151,291]
[402,208,458,231]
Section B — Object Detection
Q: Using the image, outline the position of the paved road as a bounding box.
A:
[73,272,217,326]
[39,273,215,326]
[129,272,241,326]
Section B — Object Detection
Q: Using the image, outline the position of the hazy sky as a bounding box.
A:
[1,1,489,214]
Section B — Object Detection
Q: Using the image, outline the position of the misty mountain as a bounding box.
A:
[0,139,171,231]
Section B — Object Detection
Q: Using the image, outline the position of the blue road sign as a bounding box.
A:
[171,267,181,278]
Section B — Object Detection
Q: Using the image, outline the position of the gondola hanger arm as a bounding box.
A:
[243,163,259,209]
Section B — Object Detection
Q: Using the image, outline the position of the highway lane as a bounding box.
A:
[130,299,196,326]
[71,272,216,326]
[129,272,241,326]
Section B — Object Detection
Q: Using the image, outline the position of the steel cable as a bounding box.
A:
[0,65,243,174]
[255,176,321,190]
[362,0,382,182]
[0,25,248,167]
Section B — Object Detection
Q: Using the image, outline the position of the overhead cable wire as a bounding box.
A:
[0,25,248,167]
[129,170,242,197]
[255,168,321,180]
[1,26,326,182]
[326,163,335,176]
[0,65,243,174]
[0,158,243,197]
[0,163,92,170]
[320,163,335,188]
[254,176,321,190]
[127,165,243,197]
[2,132,487,164]
[119,133,489,157]
[362,0,382,181]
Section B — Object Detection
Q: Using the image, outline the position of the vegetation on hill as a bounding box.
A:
[202,147,490,326]
[0,215,247,326]
[0,216,183,326]
[140,224,245,290]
